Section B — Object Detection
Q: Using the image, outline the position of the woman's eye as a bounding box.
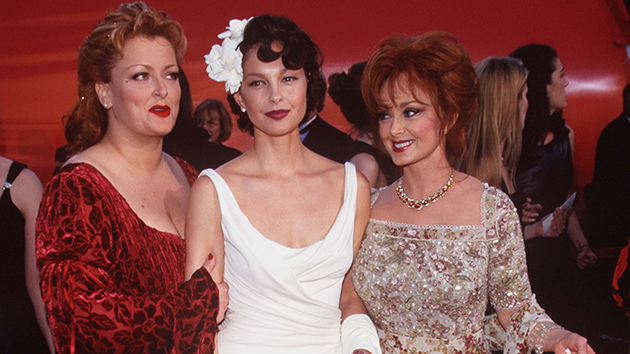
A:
[132,72,148,80]
[248,80,264,87]
[282,76,298,83]
[404,109,419,118]
[166,71,179,81]
[378,113,391,121]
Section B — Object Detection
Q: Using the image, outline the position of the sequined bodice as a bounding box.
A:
[353,186,532,353]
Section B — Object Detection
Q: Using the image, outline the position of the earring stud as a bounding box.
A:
[240,106,246,113]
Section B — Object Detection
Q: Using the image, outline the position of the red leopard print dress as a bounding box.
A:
[36,159,218,354]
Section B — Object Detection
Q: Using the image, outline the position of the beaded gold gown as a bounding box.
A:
[353,184,553,354]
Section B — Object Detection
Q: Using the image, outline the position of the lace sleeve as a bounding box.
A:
[36,168,218,354]
[485,188,560,354]
[487,188,532,311]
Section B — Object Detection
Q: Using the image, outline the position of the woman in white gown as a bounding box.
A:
[185,15,381,354]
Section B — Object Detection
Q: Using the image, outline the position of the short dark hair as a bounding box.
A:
[361,31,478,159]
[328,62,370,136]
[226,14,326,135]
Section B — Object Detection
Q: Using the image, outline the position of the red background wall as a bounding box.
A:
[1,0,627,217]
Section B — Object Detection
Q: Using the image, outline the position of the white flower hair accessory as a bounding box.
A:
[205,17,253,94]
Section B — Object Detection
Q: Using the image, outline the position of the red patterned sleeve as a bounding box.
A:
[613,242,630,316]
[36,167,218,354]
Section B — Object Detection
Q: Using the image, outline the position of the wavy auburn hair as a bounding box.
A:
[361,31,478,159]
[64,1,186,154]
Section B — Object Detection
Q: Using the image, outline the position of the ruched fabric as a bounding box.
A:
[200,163,357,354]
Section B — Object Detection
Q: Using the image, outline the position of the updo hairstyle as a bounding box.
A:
[328,62,370,136]
[227,14,326,135]
[361,31,478,159]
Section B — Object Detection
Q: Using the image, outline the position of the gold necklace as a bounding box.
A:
[396,169,455,211]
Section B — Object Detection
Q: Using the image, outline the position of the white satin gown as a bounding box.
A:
[199,162,358,354]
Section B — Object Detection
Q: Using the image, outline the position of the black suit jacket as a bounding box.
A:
[301,115,357,164]
[163,127,242,171]
[586,112,630,247]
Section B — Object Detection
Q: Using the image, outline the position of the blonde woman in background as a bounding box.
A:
[456,56,567,240]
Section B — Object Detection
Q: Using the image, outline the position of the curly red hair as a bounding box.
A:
[361,31,478,159]
[64,1,186,154]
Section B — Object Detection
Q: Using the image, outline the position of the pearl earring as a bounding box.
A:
[443,127,448,135]
[241,106,246,113]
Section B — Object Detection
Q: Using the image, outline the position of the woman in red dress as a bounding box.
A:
[36,2,223,353]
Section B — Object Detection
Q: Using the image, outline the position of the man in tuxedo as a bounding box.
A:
[586,83,630,247]
[299,72,357,163]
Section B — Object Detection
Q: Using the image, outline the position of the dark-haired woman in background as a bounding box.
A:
[328,62,399,188]
[353,32,593,353]
[510,44,596,331]
[36,3,222,352]
[186,14,380,354]
[163,69,241,170]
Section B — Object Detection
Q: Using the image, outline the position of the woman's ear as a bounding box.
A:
[233,92,246,112]
[95,82,112,109]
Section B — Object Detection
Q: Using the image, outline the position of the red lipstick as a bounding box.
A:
[392,139,415,153]
[265,109,289,120]
[149,105,171,117]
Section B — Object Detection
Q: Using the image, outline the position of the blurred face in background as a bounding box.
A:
[547,57,568,113]
[198,109,222,142]
[519,84,529,128]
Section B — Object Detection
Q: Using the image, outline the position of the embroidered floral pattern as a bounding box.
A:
[354,186,548,353]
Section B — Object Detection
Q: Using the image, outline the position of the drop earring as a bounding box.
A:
[241,106,246,113]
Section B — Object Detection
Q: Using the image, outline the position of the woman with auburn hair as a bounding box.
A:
[352,32,594,353]
[185,14,380,354]
[457,56,567,241]
[36,2,224,353]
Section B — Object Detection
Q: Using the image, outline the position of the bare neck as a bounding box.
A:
[247,130,313,177]
[97,132,165,174]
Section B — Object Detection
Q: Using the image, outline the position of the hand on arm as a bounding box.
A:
[37,171,219,353]
[185,175,228,322]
